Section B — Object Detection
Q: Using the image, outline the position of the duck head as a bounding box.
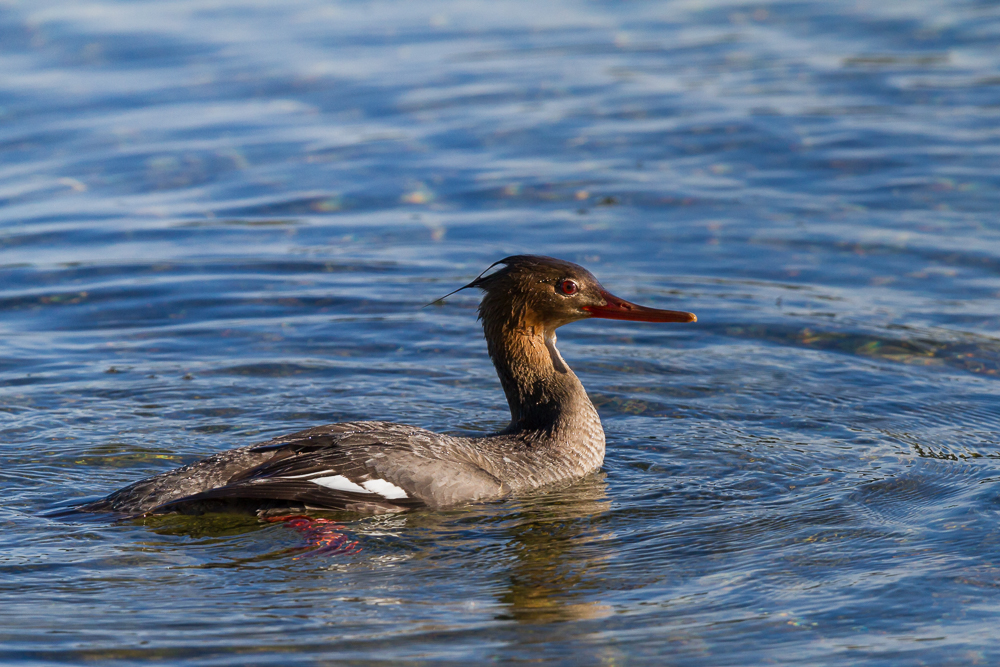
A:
[464,255,696,334]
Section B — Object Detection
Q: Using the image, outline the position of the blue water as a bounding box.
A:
[2,0,1000,663]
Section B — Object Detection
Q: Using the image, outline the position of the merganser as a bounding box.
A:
[81,255,695,516]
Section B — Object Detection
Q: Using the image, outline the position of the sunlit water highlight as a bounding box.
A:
[2,0,1000,664]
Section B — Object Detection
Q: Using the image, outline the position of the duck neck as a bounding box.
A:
[483,320,595,435]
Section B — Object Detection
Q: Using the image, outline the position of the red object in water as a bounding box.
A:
[265,515,360,557]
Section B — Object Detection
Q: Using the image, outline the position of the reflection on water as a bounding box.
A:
[494,476,613,624]
[2,0,1000,664]
[112,475,615,624]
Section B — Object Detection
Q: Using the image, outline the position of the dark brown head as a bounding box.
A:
[463,255,696,333]
[443,256,695,428]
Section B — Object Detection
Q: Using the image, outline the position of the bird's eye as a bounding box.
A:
[559,279,579,296]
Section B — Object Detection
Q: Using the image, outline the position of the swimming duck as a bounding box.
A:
[81,255,695,515]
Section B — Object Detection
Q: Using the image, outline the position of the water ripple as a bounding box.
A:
[2,0,1000,664]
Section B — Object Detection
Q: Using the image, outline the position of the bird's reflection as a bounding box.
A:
[493,473,614,623]
[124,474,615,622]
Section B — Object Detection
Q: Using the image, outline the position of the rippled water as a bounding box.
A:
[2,0,1000,663]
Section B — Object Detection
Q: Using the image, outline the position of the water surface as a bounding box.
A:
[2,0,1000,664]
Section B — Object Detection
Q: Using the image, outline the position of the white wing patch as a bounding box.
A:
[312,475,370,494]
[279,470,334,479]
[311,475,408,500]
[361,478,408,499]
